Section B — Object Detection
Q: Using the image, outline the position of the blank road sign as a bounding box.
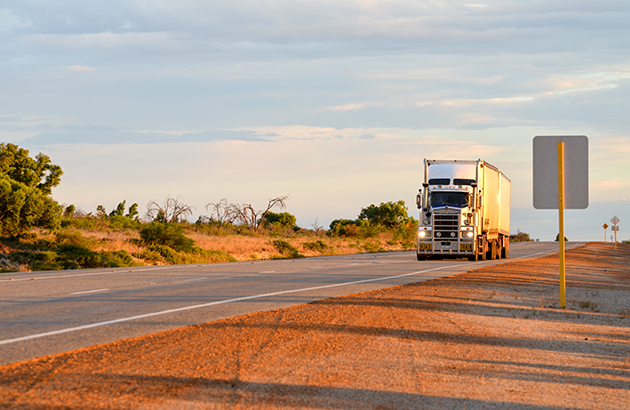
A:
[533,135,589,209]
[611,216,620,225]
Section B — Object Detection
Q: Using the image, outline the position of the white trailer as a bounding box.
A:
[416,159,511,261]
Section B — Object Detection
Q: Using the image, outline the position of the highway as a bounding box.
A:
[0,241,581,365]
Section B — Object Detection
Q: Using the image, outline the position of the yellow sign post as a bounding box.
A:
[557,142,566,308]
[533,135,588,310]
[603,223,608,242]
[611,216,620,250]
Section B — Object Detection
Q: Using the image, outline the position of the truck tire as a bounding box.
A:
[417,253,428,261]
[480,235,487,261]
[502,242,509,259]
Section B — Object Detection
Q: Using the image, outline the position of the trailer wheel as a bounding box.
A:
[502,238,509,259]
[480,235,487,261]
[488,240,497,260]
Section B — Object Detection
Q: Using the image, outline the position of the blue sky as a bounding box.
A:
[2,1,629,241]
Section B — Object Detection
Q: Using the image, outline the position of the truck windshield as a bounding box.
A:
[430,192,470,208]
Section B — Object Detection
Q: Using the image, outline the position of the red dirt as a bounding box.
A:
[1,242,629,409]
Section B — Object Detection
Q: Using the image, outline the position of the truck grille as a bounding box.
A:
[433,214,458,239]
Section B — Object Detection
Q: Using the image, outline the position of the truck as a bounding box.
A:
[415,159,510,261]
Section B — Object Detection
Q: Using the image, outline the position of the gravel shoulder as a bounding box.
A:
[1,242,629,409]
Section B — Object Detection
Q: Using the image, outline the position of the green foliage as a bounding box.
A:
[109,215,140,230]
[272,240,304,258]
[303,240,328,253]
[358,200,414,229]
[328,219,359,237]
[96,205,107,218]
[0,143,63,195]
[63,204,76,217]
[0,176,62,237]
[262,211,297,228]
[145,245,183,264]
[362,241,386,253]
[99,250,135,267]
[139,223,195,252]
[554,234,569,242]
[126,203,139,220]
[110,200,126,217]
[8,244,135,271]
[510,231,533,242]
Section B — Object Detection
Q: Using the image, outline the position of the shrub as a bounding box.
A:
[303,240,328,253]
[140,223,195,252]
[362,241,386,253]
[272,240,304,259]
[99,250,135,267]
[109,215,140,230]
[146,244,183,264]
[262,211,297,228]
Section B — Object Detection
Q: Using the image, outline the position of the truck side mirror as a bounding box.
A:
[416,190,422,209]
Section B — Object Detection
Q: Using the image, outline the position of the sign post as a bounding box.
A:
[533,135,589,309]
[557,142,566,308]
[611,216,620,250]
[603,223,609,242]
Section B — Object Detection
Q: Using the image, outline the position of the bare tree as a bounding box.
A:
[146,196,195,223]
[311,217,324,236]
[204,198,236,224]
[226,195,289,230]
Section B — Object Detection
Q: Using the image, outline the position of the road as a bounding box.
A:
[0,241,581,365]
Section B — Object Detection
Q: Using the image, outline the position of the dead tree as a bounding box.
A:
[227,195,289,230]
[146,196,195,223]
[205,198,236,224]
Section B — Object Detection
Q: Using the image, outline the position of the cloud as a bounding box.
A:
[66,65,96,72]
[20,129,277,145]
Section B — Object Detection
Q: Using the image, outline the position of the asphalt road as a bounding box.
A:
[0,241,581,366]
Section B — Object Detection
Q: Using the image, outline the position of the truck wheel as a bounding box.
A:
[480,235,487,261]
[502,242,509,259]
[417,253,428,261]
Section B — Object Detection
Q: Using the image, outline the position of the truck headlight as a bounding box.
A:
[467,231,473,237]
[436,232,442,237]
[450,232,456,237]
[419,231,426,237]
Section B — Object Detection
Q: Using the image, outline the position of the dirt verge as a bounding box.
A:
[1,242,629,409]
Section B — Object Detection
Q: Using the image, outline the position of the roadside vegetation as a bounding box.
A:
[0,144,418,272]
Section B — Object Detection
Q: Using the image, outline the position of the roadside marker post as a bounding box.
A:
[533,135,589,309]
[603,223,608,242]
[611,216,620,250]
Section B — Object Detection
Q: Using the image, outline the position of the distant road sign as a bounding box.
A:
[612,226,619,231]
[603,223,609,229]
[611,216,620,225]
[533,136,589,209]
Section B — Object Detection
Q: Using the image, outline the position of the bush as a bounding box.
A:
[510,231,532,242]
[303,240,328,253]
[99,250,135,267]
[109,215,141,230]
[262,212,297,228]
[272,240,304,259]
[146,244,183,264]
[362,241,386,253]
[139,223,195,252]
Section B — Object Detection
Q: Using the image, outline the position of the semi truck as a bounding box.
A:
[416,159,510,261]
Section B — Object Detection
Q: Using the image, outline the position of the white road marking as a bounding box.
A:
[0,264,461,346]
[0,243,584,347]
[0,265,192,284]
[184,278,207,282]
[70,288,109,295]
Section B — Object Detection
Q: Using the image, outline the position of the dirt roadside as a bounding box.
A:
[1,242,629,409]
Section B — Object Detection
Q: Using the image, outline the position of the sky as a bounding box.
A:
[1,0,629,241]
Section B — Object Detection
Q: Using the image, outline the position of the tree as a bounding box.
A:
[227,196,289,230]
[555,234,569,242]
[510,230,532,242]
[0,144,63,237]
[63,204,76,218]
[110,200,126,217]
[358,200,414,229]
[0,143,63,195]
[126,203,139,220]
[146,196,195,223]
[205,198,235,224]
[262,211,297,228]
